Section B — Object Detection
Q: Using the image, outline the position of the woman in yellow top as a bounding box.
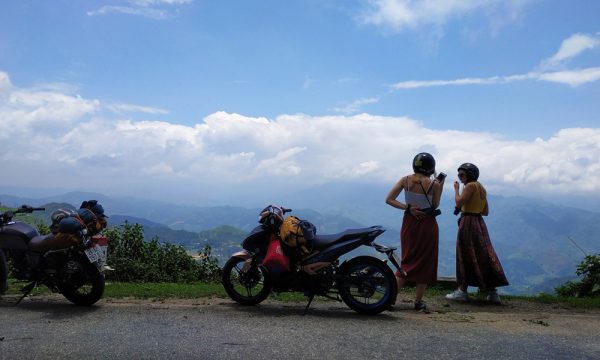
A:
[446,163,509,304]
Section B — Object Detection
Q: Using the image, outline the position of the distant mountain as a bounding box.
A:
[2,188,599,295]
[108,215,167,229]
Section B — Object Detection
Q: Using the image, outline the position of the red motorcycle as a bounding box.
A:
[222,205,403,315]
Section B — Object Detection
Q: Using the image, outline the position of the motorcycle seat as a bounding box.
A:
[312,227,375,251]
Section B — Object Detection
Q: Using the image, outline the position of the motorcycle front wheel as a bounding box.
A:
[58,257,105,306]
[338,256,397,315]
[222,256,272,305]
[0,250,7,294]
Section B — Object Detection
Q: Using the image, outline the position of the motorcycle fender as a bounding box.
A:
[338,256,388,272]
[232,250,251,260]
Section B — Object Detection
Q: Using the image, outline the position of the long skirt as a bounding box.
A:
[456,215,509,289]
[399,212,439,284]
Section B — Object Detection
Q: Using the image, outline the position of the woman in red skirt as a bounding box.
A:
[446,163,509,304]
[386,153,445,311]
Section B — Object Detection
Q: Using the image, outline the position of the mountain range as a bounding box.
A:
[1,186,599,295]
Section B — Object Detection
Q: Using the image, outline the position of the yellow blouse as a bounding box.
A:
[461,182,487,214]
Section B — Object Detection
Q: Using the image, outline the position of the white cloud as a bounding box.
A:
[1,73,599,201]
[537,67,600,87]
[358,0,529,33]
[0,72,12,95]
[390,32,600,89]
[391,67,600,88]
[87,0,193,19]
[539,33,600,70]
[331,97,380,114]
[107,103,169,115]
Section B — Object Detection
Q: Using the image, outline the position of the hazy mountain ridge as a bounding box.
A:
[2,189,599,295]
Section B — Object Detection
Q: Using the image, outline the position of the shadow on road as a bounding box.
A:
[219,301,398,320]
[0,294,101,320]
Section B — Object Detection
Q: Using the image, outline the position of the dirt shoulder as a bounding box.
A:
[3,292,600,342]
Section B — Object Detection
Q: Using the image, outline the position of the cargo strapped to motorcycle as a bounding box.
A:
[279,216,316,256]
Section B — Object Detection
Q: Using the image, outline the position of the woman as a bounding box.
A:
[385,152,444,311]
[446,163,509,304]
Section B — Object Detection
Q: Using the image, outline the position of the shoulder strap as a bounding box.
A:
[417,181,434,208]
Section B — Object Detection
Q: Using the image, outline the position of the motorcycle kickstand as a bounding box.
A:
[15,281,37,306]
[303,294,315,316]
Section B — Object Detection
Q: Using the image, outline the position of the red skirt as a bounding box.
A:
[456,215,509,289]
[399,212,439,284]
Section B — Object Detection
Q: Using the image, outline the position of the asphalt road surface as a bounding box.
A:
[1,294,599,360]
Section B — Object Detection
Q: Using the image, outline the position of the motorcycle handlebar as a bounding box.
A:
[15,205,45,214]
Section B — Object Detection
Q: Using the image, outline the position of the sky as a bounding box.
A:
[0,0,599,208]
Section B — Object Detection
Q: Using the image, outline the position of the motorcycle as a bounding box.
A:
[0,205,107,305]
[222,205,404,315]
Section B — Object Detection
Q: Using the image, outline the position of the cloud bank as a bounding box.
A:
[1,71,599,203]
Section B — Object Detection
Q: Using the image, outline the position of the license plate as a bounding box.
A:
[85,245,107,264]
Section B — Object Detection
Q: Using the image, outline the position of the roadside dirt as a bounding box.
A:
[4,291,599,337]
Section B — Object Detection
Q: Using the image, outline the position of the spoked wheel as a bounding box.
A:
[222,256,272,305]
[339,256,397,315]
[58,258,105,306]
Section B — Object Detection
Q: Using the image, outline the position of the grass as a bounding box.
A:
[510,292,600,308]
[4,277,599,308]
[104,282,226,299]
[4,278,308,302]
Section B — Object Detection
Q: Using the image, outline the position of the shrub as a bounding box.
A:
[104,221,220,283]
[555,253,600,297]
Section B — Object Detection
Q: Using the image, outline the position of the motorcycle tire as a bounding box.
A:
[338,256,397,315]
[58,258,105,306]
[0,250,7,295]
[222,256,272,306]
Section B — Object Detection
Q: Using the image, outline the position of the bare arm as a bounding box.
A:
[385,177,408,210]
[455,182,476,208]
[482,200,489,216]
[432,178,445,209]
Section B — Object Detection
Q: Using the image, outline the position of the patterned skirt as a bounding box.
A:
[456,214,509,289]
[399,212,439,284]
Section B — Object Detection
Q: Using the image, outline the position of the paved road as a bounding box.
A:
[1,295,599,360]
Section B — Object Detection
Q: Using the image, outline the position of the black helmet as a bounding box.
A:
[80,200,107,218]
[457,163,479,182]
[412,152,436,176]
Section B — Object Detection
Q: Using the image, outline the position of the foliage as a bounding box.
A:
[196,244,221,280]
[35,222,51,236]
[555,253,600,297]
[104,221,221,283]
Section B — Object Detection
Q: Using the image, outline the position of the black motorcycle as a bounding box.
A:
[0,205,107,305]
[222,205,403,315]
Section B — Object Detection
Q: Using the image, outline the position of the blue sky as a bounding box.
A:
[1,1,599,207]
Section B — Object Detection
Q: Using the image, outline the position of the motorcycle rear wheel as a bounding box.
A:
[338,256,397,315]
[222,256,272,305]
[58,258,105,306]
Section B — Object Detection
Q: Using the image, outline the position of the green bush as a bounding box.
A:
[105,222,221,283]
[555,253,600,297]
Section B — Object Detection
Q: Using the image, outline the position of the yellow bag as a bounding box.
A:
[279,216,312,256]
